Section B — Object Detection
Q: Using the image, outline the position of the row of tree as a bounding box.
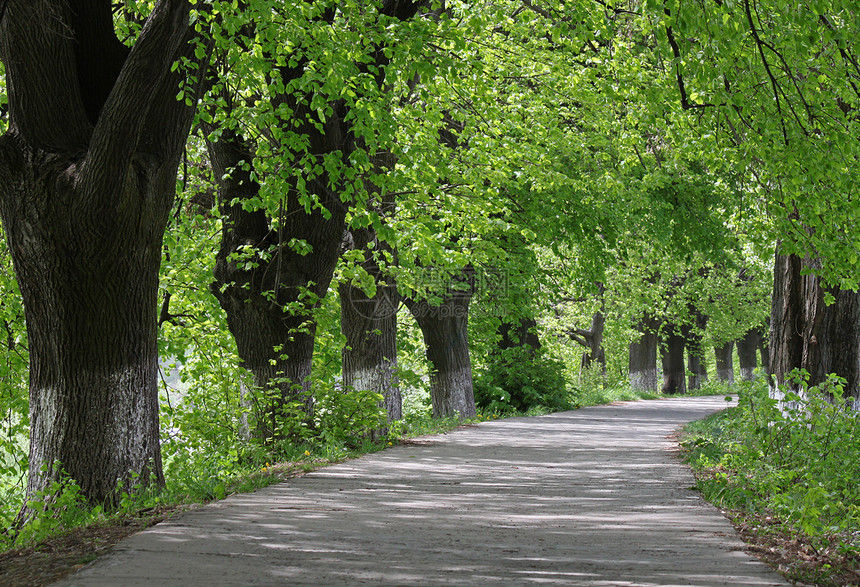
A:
[0,0,857,509]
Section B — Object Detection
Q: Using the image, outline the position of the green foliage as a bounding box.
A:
[253,381,388,453]
[4,455,314,549]
[390,411,465,439]
[689,379,740,398]
[474,347,570,413]
[0,229,29,542]
[683,375,860,559]
[163,449,254,505]
[315,384,388,449]
[649,0,860,287]
[14,475,92,546]
[0,232,28,474]
[3,462,127,548]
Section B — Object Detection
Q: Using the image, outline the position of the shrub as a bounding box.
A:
[686,373,860,555]
[474,346,570,413]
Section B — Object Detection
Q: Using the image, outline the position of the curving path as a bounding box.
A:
[57,396,788,586]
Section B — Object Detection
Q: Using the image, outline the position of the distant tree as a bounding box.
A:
[736,329,763,381]
[567,284,607,376]
[660,321,687,395]
[685,310,709,390]
[714,342,735,383]
[629,317,660,392]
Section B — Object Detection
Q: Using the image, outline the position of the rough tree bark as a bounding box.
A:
[660,323,687,395]
[771,252,860,400]
[405,268,477,420]
[629,316,659,391]
[714,341,735,383]
[0,0,203,503]
[736,329,760,381]
[340,215,401,425]
[812,290,860,399]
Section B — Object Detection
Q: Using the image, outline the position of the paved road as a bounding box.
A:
[58,396,788,586]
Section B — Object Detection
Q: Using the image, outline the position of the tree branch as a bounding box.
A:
[0,0,91,151]
[747,18,813,131]
[566,328,591,348]
[663,17,715,111]
[79,0,191,199]
[819,14,860,103]
[139,24,212,169]
[742,0,790,144]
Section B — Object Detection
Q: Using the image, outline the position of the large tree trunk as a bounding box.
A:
[214,281,319,438]
[405,271,477,420]
[0,0,201,504]
[770,252,860,401]
[661,325,687,395]
[340,280,400,421]
[714,342,735,383]
[736,330,760,381]
[204,39,356,437]
[770,253,805,391]
[206,127,345,438]
[812,290,860,401]
[7,195,168,502]
[629,321,659,391]
[340,220,401,425]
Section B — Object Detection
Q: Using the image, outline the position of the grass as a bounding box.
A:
[571,384,660,407]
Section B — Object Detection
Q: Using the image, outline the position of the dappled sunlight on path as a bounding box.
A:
[57,397,788,586]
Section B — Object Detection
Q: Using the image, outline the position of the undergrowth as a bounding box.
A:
[680,374,860,586]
